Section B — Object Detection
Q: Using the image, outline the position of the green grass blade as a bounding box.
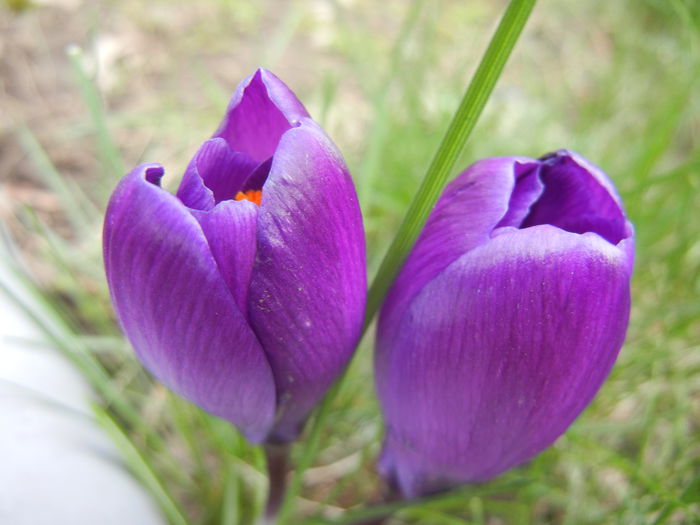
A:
[194,62,232,109]
[168,395,211,497]
[66,44,126,182]
[221,462,241,525]
[627,81,694,181]
[301,479,528,525]
[356,0,425,203]
[14,125,98,232]
[93,406,190,525]
[364,0,537,327]
[317,73,339,129]
[261,4,304,69]
[649,466,700,525]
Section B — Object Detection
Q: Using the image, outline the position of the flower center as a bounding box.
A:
[234,189,262,206]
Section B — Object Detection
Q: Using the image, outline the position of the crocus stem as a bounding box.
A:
[260,443,291,525]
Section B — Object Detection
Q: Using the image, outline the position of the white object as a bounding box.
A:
[0,253,165,525]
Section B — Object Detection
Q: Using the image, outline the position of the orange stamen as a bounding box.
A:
[234,189,263,206]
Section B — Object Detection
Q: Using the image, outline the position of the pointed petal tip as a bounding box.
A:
[142,164,164,185]
[120,162,165,185]
[540,148,626,208]
[227,67,309,120]
[105,163,167,229]
[215,69,310,161]
[522,150,630,245]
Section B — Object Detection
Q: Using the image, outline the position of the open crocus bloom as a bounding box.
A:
[375,151,634,497]
[104,69,366,443]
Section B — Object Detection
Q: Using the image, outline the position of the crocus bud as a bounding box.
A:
[103,69,366,443]
[375,151,634,497]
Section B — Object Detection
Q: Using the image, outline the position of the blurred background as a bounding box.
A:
[0,0,698,523]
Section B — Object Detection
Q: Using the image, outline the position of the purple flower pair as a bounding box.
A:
[103,69,634,495]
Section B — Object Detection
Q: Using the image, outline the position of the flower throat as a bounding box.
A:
[235,189,263,206]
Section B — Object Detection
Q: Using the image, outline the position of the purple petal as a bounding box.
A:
[103,164,276,442]
[380,157,539,361]
[241,156,274,192]
[496,164,544,228]
[619,222,636,273]
[191,200,258,317]
[214,69,310,163]
[522,150,628,244]
[248,119,366,441]
[376,226,632,497]
[176,138,259,211]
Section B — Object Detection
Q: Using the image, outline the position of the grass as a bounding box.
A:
[2,0,699,523]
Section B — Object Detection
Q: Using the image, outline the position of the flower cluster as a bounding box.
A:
[104,69,633,497]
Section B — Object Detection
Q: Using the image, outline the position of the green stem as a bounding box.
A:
[276,0,537,522]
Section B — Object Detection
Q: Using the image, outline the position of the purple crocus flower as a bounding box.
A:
[375,151,634,497]
[103,69,366,443]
